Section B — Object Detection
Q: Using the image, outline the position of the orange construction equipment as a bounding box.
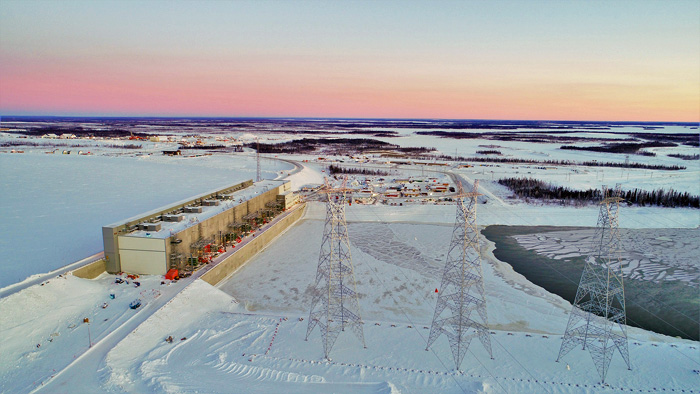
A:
[165,269,179,280]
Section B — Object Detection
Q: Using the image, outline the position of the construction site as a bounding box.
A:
[101,179,300,277]
[2,119,697,393]
[3,170,698,393]
[220,180,645,386]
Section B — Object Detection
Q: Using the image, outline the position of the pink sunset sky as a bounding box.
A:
[1,0,698,122]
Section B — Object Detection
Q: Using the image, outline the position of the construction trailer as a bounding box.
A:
[102,179,296,275]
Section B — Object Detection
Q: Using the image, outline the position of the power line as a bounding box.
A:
[354,203,548,391]
[557,184,630,383]
[511,227,700,367]
[426,181,493,369]
[357,203,551,393]
[358,237,500,394]
[305,181,365,358]
[485,197,699,338]
[447,170,699,330]
[338,173,698,373]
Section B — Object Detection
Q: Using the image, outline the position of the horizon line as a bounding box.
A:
[1,115,697,126]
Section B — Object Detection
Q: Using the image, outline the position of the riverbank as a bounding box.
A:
[481,225,699,340]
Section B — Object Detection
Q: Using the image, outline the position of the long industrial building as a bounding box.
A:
[102,179,297,275]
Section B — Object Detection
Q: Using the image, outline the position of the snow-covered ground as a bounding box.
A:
[0,152,293,288]
[3,207,697,393]
[0,273,190,393]
[284,160,325,191]
[101,278,700,394]
[0,125,698,393]
[370,125,700,171]
[218,211,571,333]
[329,198,699,229]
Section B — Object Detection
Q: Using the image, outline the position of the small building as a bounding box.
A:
[277,190,300,210]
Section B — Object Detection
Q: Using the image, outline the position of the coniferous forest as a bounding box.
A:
[427,154,686,171]
[328,164,389,176]
[498,177,699,208]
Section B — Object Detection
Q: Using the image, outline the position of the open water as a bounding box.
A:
[482,225,699,341]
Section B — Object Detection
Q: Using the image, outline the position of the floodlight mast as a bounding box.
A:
[256,138,261,182]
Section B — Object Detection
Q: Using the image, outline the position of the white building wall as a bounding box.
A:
[118,236,167,275]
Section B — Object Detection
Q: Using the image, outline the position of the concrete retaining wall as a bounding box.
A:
[201,203,306,286]
[73,259,107,279]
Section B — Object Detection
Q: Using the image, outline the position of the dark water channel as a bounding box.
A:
[482,225,699,341]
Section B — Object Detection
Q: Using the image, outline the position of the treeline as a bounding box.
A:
[328,164,389,176]
[498,177,699,208]
[631,132,699,147]
[178,145,226,149]
[428,154,686,171]
[11,126,150,139]
[247,138,434,156]
[668,153,699,160]
[560,141,676,154]
[106,143,142,149]
[0,140,89,148]
[1,140,143,149]
[476,150,502,155]
[419,130,699,147]
[260,128,398,137]
[249,138,392,154]
[417,131,618,144]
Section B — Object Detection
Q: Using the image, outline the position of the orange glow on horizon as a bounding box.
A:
[1,0,698,123]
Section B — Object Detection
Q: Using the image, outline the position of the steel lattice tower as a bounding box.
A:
[305,179,365,358]
[426,180,493,369]
[557,184,630,383]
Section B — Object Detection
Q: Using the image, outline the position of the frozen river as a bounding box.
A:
[0,152,292,288]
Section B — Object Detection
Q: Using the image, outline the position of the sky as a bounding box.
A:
[0,0,698,122]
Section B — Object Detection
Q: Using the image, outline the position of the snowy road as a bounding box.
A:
[31,278,191,393]
[30,203,306,393]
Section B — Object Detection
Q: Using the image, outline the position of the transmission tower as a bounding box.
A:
[305,178,365,358]
[256,138,261,182]
[557,184,630,383]
[426,180,493,369]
